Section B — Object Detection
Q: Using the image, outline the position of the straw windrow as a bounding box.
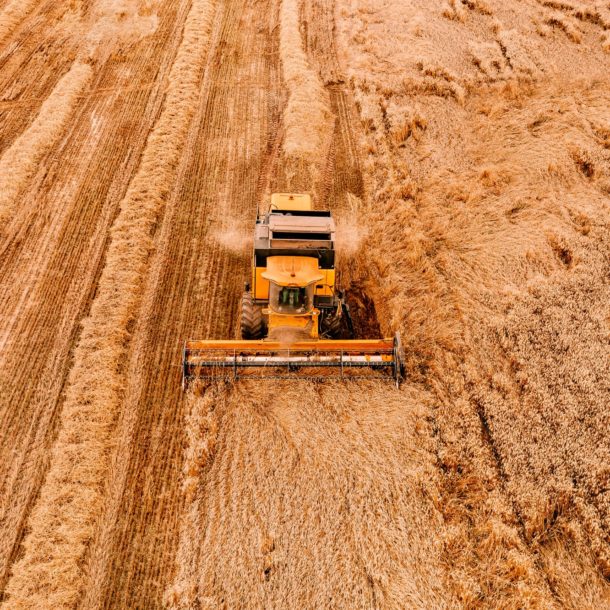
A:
[279,0,333,165]
[0,0,38,46]
[0,62,93,228]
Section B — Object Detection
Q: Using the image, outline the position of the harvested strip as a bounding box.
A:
[279,0,332,161]
[0,0,37,46]
[0,61,93,228]
[0,0,216,608]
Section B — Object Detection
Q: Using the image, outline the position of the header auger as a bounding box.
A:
[182,193,405,387]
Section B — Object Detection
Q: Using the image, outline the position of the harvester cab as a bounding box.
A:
[182,193,405,386]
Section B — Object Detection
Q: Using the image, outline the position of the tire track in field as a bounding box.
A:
[78,1,282,607]
[0,1,188,601]
[300,0,364,209]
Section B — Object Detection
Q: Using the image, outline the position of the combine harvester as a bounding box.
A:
[182,193,404,386]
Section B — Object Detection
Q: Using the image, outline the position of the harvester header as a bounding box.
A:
[183,335,404,385]
[182,193,405,386]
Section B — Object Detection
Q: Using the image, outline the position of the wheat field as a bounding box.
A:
[0,0,608,608]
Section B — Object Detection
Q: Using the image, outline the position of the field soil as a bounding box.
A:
[0,0,608,609]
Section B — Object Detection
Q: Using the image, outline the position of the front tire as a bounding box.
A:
[241,292,265,339]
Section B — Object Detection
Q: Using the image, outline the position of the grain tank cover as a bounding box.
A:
[254,210,335,252]
[254,193,336,270]
[271,193,312,211]
[267,212,334,249]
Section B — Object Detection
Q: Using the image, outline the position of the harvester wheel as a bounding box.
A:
[241,292,265,339]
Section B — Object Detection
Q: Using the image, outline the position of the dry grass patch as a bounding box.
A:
[83,0,159,62]
[544,10,583,42]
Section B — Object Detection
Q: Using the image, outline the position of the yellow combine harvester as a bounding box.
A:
[182,193,405,386]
